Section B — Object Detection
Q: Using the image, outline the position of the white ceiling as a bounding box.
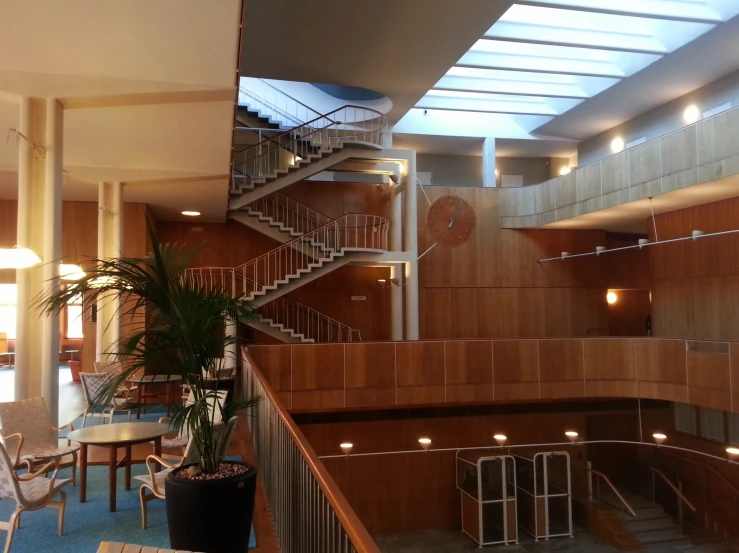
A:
[240,0,515,125]
[0,0,242,222]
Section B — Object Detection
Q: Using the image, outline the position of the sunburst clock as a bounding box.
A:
[425,195,476,247]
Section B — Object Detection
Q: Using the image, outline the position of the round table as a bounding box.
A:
[126,374,183,418]
[67,422,169,512]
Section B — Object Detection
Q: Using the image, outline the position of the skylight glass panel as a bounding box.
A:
[512,0,725,21]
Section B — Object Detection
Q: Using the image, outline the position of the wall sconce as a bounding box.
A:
[60,264,86,281]
[494,434,507,447]
[606,291,618,305]
[653,433,667,447]
[595,246,606,255]
[340,442,353,456]
[691,230,704,239]
[638,238,649,248]
[418,437,431,451]
[561,252,570,259]
[565,431,580,444]
[378,278,403,289]
[726,446,739,461]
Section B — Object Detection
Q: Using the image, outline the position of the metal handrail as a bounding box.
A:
[572,463,637,517]
[244,192,331,235]
[650,467,697,517]
[232,105,388,191]
[242,349,382,553]
[661,451,739,502]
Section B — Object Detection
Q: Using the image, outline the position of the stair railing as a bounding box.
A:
[233,213,389,298]
[572,462,637,517]
[259,296,356,343]
[182,267,360,343]
[232,105,388,192]
[650,467,697,531]
[247,192,331,235]
[239,77,324,129]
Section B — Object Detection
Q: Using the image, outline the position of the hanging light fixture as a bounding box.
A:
[59,264,86,281]
[0,246,41,269]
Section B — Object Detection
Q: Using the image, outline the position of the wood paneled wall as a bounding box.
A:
[0,200,151,371]
[248,338,739,414]
[649,196,739,341]
[418,186,614,339]
[283,180,390,220]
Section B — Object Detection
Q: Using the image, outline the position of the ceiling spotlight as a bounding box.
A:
[565,431,579,444]
[653,433,667,446]
[494,434,507,447]
[726,446,739,460]
[606,291,618,305]
[182,211,201,217]
[559,167,572,176]
[610,137,625,153]
[683,105,700,124]
[340,442,353,456]
[418,437,432,451]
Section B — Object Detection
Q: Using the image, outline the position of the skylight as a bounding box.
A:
[414,0,739,121]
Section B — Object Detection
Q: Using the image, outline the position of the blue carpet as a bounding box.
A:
[0,459,256,552]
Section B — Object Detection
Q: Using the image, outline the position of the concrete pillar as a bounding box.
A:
[15,98,63,423]
[482,137,497,188]
[403,154,419,340]
[96,181,123,363]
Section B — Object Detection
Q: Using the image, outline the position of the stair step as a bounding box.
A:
[633,507,670,520]
[628,518,679,532]
[636,529,690,545]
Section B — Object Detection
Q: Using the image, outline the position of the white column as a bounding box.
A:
[224,319,237,369]
[482,137,497,188]
[15,98,63,423]
[390,264,403,340]
[403,154,419,340]
[96,181,124,363]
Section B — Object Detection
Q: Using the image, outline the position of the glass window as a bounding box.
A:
[699,407,725,442]
[66,295,83,339]
[728,412,739,446]
[0,284,17,340]
[674,402,697,435]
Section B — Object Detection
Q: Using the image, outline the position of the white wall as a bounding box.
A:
[578,68,739,166]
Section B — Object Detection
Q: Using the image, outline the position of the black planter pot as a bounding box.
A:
[165,461,257,553]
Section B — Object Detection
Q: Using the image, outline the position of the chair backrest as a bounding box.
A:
[0,397,55,458]
[184,389,228,422]
[0,332,7,354]
[0,439,23,502]
[79,372,111,407]
[180,416,237,467]
[94,361,123,376]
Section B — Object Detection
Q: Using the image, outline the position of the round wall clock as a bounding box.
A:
[426,195,476,247]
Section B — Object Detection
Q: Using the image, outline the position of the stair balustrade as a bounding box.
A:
[232,105,388,192]
[233,213,389,298]
[247,192,331,235]
[239,77,323,129]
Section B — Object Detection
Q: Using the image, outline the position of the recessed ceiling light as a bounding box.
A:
[182,211,201,217]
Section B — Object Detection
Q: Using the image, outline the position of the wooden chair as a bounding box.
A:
[160,389,228,450]
[79,372,134,427]
[135,416,238,529]
[98,542,202,553]
[94,361,139,398]
[0,440,71,553]
[0,397,78,485]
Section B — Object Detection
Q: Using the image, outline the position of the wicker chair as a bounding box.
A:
[79,372,133,427]
[0,397,79,485]
[135,416,238,529]
[0,439,71,553]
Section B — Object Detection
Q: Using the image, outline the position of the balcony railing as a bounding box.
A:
[242,349,381,553]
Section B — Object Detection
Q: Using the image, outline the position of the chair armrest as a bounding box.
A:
[0,432,25,466]
[17,459,60,499]
[145,454,183,495]
[52,423,74,446]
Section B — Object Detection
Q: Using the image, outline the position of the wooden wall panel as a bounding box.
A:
[248,337,739,414]
[283,181,390,220]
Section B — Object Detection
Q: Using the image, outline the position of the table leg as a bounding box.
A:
[124,445,132,491]
[154,437,162,473]
[79,443,88,503]
[109,446,117,512]
[136,382,143,419]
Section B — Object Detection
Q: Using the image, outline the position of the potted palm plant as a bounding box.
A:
[37,223,259,553]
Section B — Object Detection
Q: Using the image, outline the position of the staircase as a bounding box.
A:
[229,104,388,209]
[185,213,388,343]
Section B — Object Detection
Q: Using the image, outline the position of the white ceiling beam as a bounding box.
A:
[415,104,559,117]
[456,61,626,80]
[515,0,723,24]
[433,86,587,100]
